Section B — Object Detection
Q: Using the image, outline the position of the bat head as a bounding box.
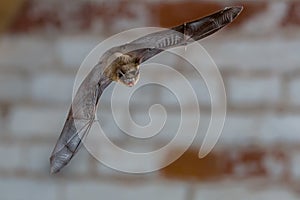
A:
[117,63,140,87]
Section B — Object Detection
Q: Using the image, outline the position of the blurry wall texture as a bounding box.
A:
[1,0,300,199]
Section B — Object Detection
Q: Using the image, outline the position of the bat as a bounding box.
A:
[50,6,243,174]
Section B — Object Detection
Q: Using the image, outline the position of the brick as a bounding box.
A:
[194,180,299,200]
[188,74,215,106]
[0,36,56,70]
[227,76,280,106]
[158,71,216,107]
[31,72,74,103]
[0,144,22,171]
[242,2,287,35]
[288,78,300,106]
[98,100,209,147]
[0,0,24,34]
[220,113,260,145]
[0,177,57,200]
[56,35,99,68]
[290,150,300,181]
[11,0,151,34]
[204,39,300,71]
[127,105,205,149]
[96,104,133,141]
[0,115,4,134]
[108,2,150,33]
[0,73,29,102]
[11,0,81,33]
[95,161,160,177]
[66,180,187,200]
[161,148,223,180]
[263,154,286,180]
[21,144,53,173]
[231,148,267,177]
[161,146,290,181]
[8,106,67,138]
[282,2,300,26]
[154,68,210,108]
[154,2,221,28]
[129,110,180,142]
[259,115,300,144]
[89,139,167,174]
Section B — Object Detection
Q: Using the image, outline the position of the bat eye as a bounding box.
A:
[117,70,125,78]
[129,70,138,76]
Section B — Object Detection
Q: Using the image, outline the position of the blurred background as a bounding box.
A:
[1,0,300,199]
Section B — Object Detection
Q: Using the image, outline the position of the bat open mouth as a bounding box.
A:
[124,78,137,87]
[127,81,135,87]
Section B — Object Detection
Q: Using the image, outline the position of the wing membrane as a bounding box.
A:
[127,6,242,63]
[50,64,112,173]
[50,6,242,173]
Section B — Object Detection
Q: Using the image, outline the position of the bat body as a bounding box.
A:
[50,6,243,173]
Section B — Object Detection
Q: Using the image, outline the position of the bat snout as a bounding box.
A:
[125,78,137,87]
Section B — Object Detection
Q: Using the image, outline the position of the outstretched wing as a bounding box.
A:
[50,6,242,174]
[126,6,243,63]
[50,63,112,174]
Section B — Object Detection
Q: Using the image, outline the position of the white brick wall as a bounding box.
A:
[0,73,29,102]
[0,36,56,70]
[227,76,281,106]
[2,1,300,199]
[194,180,299,200]
[56,36,100,68]
[290,150,300,182]
[0,144,22,171]
[288,78,300,106]
[30,72,74,104]
[21,144,54,174]
[259,114,300,144]
[8,106,67,138]
[0,177,58,200]
[65,180,187,200]
[220,113,260,146]
[263,154,285,181]
[204,38,300,71]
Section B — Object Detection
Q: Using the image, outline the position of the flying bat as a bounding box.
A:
[50,6,243,174]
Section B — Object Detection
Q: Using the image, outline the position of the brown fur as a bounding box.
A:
[103,55,139,82]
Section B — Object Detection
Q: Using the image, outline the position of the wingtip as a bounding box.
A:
[50,166,57,174]
[221,6,243,22]
[49,154,63,174]
[228,6,243,17]
[233,6,243,14]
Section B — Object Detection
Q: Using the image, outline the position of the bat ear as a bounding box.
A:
[108,52,124,65]
[135,57,141,64]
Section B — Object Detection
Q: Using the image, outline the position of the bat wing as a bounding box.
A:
[126,6,243,63]
[50,63,112,174]
[50,6,242,173]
